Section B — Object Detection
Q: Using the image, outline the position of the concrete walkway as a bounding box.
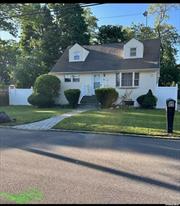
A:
[12,109,87,130]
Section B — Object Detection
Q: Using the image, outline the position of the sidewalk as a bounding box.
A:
[12,109,87,130]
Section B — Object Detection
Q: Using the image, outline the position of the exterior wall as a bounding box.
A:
[123,38,144,59]
[105,71,158,107]
[54,73,94,104]
[69,43,89,62]
[53,70,158,106]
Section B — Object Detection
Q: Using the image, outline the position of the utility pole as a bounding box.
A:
[143,11,148,27]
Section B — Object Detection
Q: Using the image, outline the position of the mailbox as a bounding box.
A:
[166,98,176,134]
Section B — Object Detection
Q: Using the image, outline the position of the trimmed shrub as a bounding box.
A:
[137,89,157,109]
[28,93,54,108]
[95,88,118,108]
[64,89,81,108]
[34,74,60,98]
[28,74,60,108]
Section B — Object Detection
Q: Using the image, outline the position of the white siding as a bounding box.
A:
[52,70,158,106]
[69,43,89,62]
[123,38,144,59]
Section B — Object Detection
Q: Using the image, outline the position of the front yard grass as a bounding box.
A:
[0,106,72,126]
[54,108,180,137]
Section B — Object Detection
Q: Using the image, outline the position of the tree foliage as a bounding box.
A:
[49,3,90,50]
[0,39,19,84]
[98,25,128,44]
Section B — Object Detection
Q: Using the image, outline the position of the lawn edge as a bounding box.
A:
[50,128,180,140]
[0,125,179,140]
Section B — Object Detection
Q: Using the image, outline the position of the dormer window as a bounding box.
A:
[130,48,136,57]
[73,52,80,60]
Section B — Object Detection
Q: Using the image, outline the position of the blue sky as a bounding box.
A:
[0,3,180,62]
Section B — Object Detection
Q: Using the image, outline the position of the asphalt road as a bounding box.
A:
[0,128,180,204]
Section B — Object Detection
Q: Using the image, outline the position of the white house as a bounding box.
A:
[50,38,161,106]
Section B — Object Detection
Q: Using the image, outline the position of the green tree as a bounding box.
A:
[18,4,61,69]
[0,39,19,84]
[130,23,156,41]
[14,53,48,88]
[98,25,127,44]
[148,4,180,86]
[83,8,98,44]
[0,4,21,36]
[50,3,90,50]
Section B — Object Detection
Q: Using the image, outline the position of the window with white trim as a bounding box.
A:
[64,74,71,82]
[72,74,80,82]
[134,72,139,86]
[122,73,133,87]
[73,52,80,60]
[130,48,136,57]
[116,73,120,87]
[64,74,80,82]
[116,72,139,87]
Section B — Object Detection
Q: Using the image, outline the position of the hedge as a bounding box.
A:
[95,88,118,108]
[64,89,81,108]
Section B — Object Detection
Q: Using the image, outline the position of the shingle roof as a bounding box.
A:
[51,39,160,73]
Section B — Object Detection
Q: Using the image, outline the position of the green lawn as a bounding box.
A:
[54,108,180,137]
[0,106,72,126]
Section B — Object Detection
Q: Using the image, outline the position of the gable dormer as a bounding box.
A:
[69,43,89,62]
[123,38,144,59]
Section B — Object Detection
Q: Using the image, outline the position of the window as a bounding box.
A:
[64,75,71,82]
[73,52,80,60]
[116,72,140,87]
[64,74,80,82]
[116,73,120,87]
[134,72,139,86]
[130,48,136,57]
[121,73,133,87]
[73,74,80,82]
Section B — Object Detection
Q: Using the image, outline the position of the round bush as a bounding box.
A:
[137,89,157,109]
[95,88,118,108]
[28,93,54,108]
[64,89,81,108]
[34,74,60,98]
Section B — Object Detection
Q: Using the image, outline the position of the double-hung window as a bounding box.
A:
[116,72,139,87]
[72,74,80,82]
[121,73,133,87]
[64,74,80,82]
[73,52,80,60]
[64,74,71,82]
[134,72,139,86]
[130,48,136,57]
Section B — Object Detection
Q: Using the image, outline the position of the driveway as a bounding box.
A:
[0,128,179,204]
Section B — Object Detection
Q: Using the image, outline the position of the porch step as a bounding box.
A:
[80,95,98,104]
[80,95,99,107]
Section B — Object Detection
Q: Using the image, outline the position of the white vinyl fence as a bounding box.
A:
[155,84,178,110]
[9,85,33,105]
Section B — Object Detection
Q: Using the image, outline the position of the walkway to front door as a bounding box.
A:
[12,109,88,130]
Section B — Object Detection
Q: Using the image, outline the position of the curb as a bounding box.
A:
[50,128,180,141]
[0,125,179,141]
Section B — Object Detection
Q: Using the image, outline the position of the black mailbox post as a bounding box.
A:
[166,98,176,134]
